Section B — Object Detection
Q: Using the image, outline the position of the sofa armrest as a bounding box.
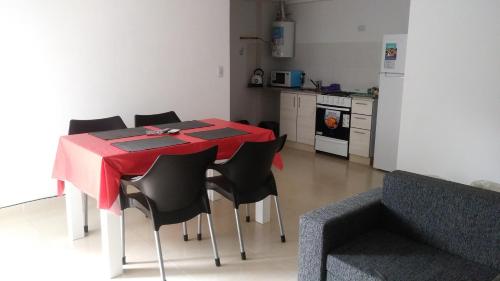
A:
[298,188,383,281]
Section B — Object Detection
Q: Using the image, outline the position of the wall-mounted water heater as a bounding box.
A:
[271,0,295,58]
[271,21,295,58]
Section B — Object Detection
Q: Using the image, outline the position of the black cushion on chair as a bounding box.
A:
[135,111,181,127]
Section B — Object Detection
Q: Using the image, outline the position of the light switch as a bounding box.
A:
[218,65,224,78]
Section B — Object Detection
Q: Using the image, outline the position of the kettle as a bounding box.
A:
[250,68,264,86]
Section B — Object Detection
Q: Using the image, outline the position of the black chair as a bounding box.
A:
[205,135,287,260]
[235,119,250,125]
[68,116,127,233]
[241,134,287,223]
[258,121,279,139]
[134,111,181,127]
[119,146,221,281]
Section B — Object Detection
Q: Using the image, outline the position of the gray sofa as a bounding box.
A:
[298,171,500,281]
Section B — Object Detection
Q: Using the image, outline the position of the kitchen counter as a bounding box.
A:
[274,86,377,99]
[277,88,319,96]
[349,92,378,99]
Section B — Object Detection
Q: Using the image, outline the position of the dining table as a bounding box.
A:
[52,118,283,278]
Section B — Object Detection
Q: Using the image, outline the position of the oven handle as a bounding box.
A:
[316,105,351,112]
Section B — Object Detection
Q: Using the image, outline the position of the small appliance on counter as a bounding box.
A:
[249,68,265,87]
[321,83,341,94]
[271,70,304,88]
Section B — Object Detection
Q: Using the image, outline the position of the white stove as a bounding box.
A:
[315,94,352,157]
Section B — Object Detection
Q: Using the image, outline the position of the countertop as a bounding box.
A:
[276,87,377,99]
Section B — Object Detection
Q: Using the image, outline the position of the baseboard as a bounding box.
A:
[285,141,315,152]
[349,154,372,165]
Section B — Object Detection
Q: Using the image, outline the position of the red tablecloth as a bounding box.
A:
[52,118,283,210]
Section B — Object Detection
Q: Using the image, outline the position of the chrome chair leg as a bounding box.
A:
[274,196,286,243]
[153,230,166,281]
[83,194,89,233]
[182,222,188,241]
[121,210,126,264]
[197,214,202,240]
[206,213,221,266]
[245,204,250,222]
[234,208,246,260]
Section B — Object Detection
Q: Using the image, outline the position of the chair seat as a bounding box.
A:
[122,188,209,226]
[326,229,499,281]
[206,176,235,201]
[206,175,277,206]
[125,192,151,215]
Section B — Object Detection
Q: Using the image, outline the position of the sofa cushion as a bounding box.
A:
[381,171,500,270]
[326,229,499,281]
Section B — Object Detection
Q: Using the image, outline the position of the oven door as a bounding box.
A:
[315,105,350,141]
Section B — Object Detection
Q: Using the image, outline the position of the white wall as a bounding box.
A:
[230,0,259,123]
[230,0,281,124]
[0,0,230,207]
[397,0,500,184]
[274,0,410,91]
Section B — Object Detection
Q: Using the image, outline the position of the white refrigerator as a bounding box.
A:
[373,34,407,171]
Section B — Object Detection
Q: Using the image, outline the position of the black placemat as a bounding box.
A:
[186,127,249,140]
[155,120,214,130]
[89,127,147,140]
[112,136,188,152]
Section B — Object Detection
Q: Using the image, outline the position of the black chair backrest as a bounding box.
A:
[221,138,281,193]
[68,116,127,135]
[133,146,218,213]
[276,134,287,153]
[135,111,181,127]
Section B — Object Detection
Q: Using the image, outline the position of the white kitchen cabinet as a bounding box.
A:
[350,128,371,156]
[349,97,376,159]
[280,91,316,146]
[352,99,373,116]
[279,92,298,142]
[351,114,372,130]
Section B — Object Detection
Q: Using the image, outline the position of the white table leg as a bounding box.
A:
[100,209,123,278]
[65,182,85,240]
[255,196,271,224]
[207,169,222,201]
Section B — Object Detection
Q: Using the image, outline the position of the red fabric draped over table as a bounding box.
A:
[52,119,283,212]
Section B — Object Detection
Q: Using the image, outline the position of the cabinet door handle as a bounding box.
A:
[353,131,366,135]
[354,117,367,120]
[355,102,367,106]
[298,97,301,108]
[293,96,296,108]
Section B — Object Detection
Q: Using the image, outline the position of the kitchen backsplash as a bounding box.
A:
[272,41,382,93]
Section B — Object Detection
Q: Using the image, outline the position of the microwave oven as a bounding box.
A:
[271,70,303,88]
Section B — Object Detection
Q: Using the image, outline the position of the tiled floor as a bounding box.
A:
[0,147,385,281]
